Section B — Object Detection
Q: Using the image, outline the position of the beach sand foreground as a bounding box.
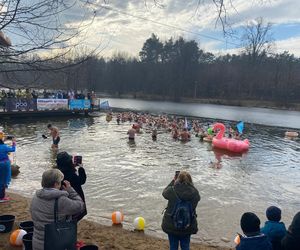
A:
[0,193,232,250]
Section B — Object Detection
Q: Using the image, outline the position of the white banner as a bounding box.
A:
[37,99,68,111]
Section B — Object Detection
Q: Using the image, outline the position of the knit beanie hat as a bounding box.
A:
[266,206,281,222]
[240,212,260,234]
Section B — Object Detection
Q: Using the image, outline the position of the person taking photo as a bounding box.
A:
[56,151,87,221]
[162,171,200,250]
[0,131,16,201]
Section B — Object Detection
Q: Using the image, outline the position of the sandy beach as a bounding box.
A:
[0,192,232,250]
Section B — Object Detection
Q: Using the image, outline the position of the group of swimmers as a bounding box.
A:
[107,112,242,142]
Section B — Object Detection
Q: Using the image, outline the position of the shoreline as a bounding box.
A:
[0,192,232,250]
[98,93,300,112]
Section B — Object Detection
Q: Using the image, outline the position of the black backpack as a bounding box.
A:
[171,187,194,230]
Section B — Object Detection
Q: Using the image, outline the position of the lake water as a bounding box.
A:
[1,99,300,247]
[107,98,300,129]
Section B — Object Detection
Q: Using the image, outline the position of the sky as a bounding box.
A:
[4,0,300,58]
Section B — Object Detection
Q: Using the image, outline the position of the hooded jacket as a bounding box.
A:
[161,180,200,235]
[281,212,300,250]
[30,187,84,250]
[236,234,273,250]
[261,221,286,250]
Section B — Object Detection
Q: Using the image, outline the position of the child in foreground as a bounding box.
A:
[235,212,272,250]
[261,206,286,250]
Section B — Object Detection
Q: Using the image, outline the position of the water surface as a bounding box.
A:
[1,100,300,247]
[107,98,300,129]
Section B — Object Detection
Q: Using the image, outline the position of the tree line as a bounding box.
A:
[1,33,300,105]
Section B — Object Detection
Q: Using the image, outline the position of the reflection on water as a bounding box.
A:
[1,113,300,247]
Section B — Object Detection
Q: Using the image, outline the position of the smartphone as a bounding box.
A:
[74,155,82,165]
[6,135,15,140]
[175,170,180,179]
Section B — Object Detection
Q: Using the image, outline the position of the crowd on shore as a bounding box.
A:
[0,88,97,111]
[0,88,96,100]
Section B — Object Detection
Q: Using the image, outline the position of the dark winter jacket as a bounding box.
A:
[282,212,300,250]
[59,166,87,220]
[236,234,273,250]
[261,221,286,250]
[161,180,200,235]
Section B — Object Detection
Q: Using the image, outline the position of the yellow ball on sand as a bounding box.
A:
[10,229,27,246]
[133,217,145,230]
[112,211,124,224]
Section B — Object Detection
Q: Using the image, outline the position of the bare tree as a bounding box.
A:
[0,0,103,73]
[148,0,271,31]
[242,17,273,63]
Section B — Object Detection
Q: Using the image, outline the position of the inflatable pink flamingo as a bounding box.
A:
[212,123,249,153]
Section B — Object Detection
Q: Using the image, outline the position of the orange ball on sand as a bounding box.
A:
[112,211,124,225]
[10,229,27,246]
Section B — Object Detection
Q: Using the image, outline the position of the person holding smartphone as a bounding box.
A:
[0,132,16,201]
[56,151,87,221]
[162,171,200,250]
[30,169,85,250]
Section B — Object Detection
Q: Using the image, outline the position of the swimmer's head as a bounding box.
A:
[47,124,52,129]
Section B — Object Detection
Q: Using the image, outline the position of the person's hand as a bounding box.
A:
[62,180,71,190]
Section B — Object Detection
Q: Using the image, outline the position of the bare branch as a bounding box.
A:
[0,0,100,72]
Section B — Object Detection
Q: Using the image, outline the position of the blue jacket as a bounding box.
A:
[236,234,273,250]
[261,221,286,241]
[0,143,16,161]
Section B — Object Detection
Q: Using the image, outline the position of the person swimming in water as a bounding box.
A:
[172,127,179,140]
[180,128,191,141]
[47,124,60,149]
[127,126,136,141]
[152,128,157,141]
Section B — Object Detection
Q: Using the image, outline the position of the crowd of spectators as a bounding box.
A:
[0,88,95,100]
[0,88,96,111]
